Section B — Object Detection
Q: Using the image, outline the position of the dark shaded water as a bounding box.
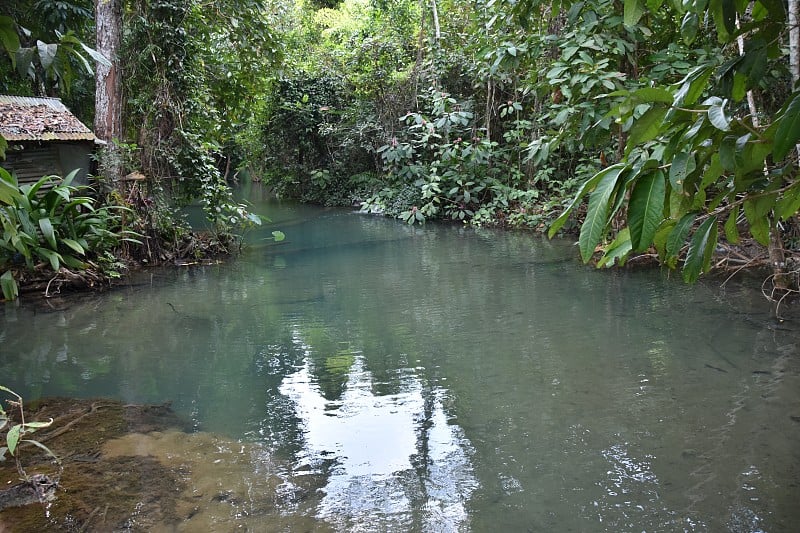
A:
[2,188,800,531]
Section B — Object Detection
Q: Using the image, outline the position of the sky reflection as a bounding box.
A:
[279,344,477,531]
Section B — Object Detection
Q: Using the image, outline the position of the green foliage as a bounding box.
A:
[0,385,58,478]
[122,0,276,235]
[0,1,106,96]
[538,0,800,283]
[0,167,138,300]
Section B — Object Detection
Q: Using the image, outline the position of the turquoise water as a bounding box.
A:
[2,191,799,531]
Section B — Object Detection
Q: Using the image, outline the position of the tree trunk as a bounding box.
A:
[431,0,441,41]
[789,0,800,86]
[94,0,123,182]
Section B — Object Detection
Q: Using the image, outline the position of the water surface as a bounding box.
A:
[2,192,799,531]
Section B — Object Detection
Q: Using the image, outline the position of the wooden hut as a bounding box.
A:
[0,95,97,186]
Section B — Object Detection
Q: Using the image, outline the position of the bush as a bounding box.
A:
[0,168,139,300]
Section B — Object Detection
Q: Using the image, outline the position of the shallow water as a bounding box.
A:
[2,190,800,531]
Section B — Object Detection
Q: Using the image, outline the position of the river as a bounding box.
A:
[1,187,799,531]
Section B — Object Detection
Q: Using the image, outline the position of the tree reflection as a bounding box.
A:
[277,331,477,530]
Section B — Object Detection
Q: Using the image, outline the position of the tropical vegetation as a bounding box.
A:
[1,0,799,300]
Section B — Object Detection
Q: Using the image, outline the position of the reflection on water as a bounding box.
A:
[281,326,476,530]
[1,191,799,531]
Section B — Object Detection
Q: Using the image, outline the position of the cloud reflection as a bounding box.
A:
[279,354,477,531]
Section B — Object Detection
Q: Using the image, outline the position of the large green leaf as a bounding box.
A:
[626,106,669,154]
[579,166,626,262]
[36,40,58,71]
[743,197,773,245]
[548,164,625,237]
[628,170,666,251]
[36,247,62,271]
[673,67,714,107]
[632,87,674,104]
[710,0,737,42]
[0,16,19,66]
[707,100,731,131]
[597,228,632,268]
[682,217,718,283]
[773,91,800,161]
[39,217,57,249]
[665,212,696,265]
[669,152,696,192]
[15,47,34,77]
[775,182,800,220]
[0,270,18,301]
[681,12,699,45]
[724,204,741,244]
[624,0,646,26]
[6,424,21,455]
[62,238,85,255]
[0,167,21,205]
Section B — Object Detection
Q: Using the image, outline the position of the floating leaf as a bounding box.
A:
[271,230,285,242]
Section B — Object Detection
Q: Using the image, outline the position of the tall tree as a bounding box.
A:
[94,0,122,179]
